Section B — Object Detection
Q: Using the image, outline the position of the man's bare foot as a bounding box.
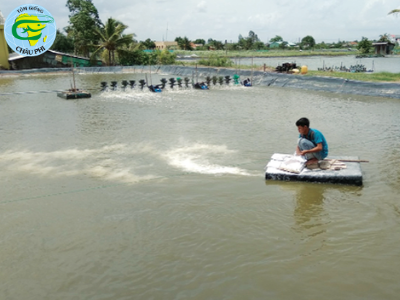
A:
[305,158,318,166]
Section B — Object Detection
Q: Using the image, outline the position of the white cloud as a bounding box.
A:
[197,1,207,13]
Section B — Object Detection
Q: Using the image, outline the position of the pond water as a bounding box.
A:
[1,72,400,299]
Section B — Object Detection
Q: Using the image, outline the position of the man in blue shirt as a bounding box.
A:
[295,117,328,166]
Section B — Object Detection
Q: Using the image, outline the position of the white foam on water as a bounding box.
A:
[0,144,158,184]
[164,143,253,176]
[0,142,256,183]
[99,87,201,102]
[99,89,165,103]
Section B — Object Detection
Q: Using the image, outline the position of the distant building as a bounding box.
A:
[189,42,203,49]
[268,42,282,48]
[390,34,400,44]
[268,41,297,48]
[372,42,395,55]
[155,41,178,50]
[286,42,298,48]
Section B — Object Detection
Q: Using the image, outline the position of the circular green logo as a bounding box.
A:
[4,4,56,57]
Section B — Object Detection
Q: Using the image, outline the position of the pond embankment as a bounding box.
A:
[2,65,400,99]
[159,65,400,99]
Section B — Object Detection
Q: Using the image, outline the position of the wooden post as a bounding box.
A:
[149,65,152,85]
[251,56,253,84]
[337,159,369,163]
[71,58,76,91]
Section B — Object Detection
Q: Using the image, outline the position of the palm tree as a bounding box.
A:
[92,18,135,65]
[388,9,400,15]
[175,36,193,50]
[182,37,193,50]
[379,33,390,42]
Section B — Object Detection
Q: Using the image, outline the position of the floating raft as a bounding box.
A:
[265,154,363,186]
[57,90,91,99]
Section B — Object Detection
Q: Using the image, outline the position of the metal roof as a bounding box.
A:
[8,52,25,61]
[372,42,395,45]
[8,50,93,61]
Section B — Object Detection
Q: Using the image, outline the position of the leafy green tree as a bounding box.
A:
[253,41,265,50]
[207,39,224,50]
[330,40,344,48]
[357,37,373,54]
[51,29,74,53]
[225,43,240,51]
[315,41,328,49]
[178,38,185,49]
[279,41,288,49]
[248,31,260,43]
[270,35,283,43]
[158,49,176,64]
[119,48,176,66]
[146,51,159,65]
[141,38,156,49]
[65,0,103,57]
[301,35,316,48]
[194,39,205,45]
[118,50,146,65]
[198,54,233,67]
[131,42,146,51]
[238,30,261,50]
[237,36,247,49]
[91,17,135,65]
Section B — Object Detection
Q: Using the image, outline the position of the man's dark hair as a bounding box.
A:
[296,117,310,127]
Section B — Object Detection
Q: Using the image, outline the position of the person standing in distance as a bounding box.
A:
[295,117,328,166]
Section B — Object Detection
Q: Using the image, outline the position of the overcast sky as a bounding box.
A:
[2,0,400,43]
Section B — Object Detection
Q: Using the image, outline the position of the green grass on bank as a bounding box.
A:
[305,71,400,83]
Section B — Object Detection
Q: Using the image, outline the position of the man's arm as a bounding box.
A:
[299,143,322,156]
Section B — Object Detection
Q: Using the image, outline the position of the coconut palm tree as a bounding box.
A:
[379,33,390,42]
[92,17,135,65]
[388,9,400,15]
[175,36,193,50]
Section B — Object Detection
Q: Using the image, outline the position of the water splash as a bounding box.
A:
[98,88,203,106]
[164,143,253,176]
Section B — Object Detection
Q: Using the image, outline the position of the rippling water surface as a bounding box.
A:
[1,73,400,299]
